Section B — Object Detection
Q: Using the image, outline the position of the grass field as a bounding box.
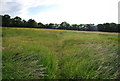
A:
[2,27,119,79]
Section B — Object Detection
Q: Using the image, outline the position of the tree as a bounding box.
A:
[38,22,44,28]
[85,24,95,31]
[97,24,105,31]
[27,19,38,27]
[1,14,119,33]
[54,23,59,29]
[116,24,119,32]
[21,20,27,27]
[79,24,86,31]
[109,23,117,32]
[97,23,118,32]
[48,23,55,29]
[103,23,110,32]
[2,14,11,27]
[12,16,22,27]
[59,21,70,29]
[0,15,2,26]
[71,24,79,30]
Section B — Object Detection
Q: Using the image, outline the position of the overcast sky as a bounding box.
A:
[0,0,119,24]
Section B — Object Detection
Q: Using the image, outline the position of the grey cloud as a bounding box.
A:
[1,2,22,16]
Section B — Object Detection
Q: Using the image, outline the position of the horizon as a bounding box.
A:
[1,14,118,25]
[1,0,119,24]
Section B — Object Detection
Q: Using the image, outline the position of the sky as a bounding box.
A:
[0,0,119,24]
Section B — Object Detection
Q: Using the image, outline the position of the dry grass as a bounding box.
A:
[2,27,119,79]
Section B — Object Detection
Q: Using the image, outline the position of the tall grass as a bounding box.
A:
[2,27,119,79]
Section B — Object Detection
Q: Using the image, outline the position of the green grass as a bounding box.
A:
[2,27,120,79]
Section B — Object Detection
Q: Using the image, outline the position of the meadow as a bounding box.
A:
[2,27,119,79]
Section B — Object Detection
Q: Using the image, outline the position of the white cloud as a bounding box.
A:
[32,0,119,24]
[1,2,22,16]
[0,0,119,24]
[1,0,59,18]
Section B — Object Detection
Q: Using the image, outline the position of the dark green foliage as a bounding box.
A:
[45,23,55,29]
[59,21,70,29]
[1,14,119,32]
[2,14,11,27]
[12,16,22,27]
[26,19,38,27]
[97,23,118,32]
[38,22,45,28]
[21,20,27,27]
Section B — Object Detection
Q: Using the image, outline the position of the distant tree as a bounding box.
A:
[48,23,55,29]
[118,24,120,32]
[97,24,104,31]
[1,14,119,33]
[71,24,79,30]
[59,21,70,29]
[97,23,118,32]
[9,18,14,27]
[103,23,110,32]
[54,23,59,29]
[27,19,38,27]
[109,23,118,32]
[45,24,49,28]
[78,24,86,31]
[2,14,11,27]
[12,16,22,27]
[44,23,56,29]
[0,15,2,26]
[38,22,44,28]
[0,15,2,18]
[21,20,27,27]
[85,24,95,31]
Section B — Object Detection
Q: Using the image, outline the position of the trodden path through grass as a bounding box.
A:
[2,27,120,79]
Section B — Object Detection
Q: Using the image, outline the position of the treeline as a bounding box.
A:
[1,14,119,32]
